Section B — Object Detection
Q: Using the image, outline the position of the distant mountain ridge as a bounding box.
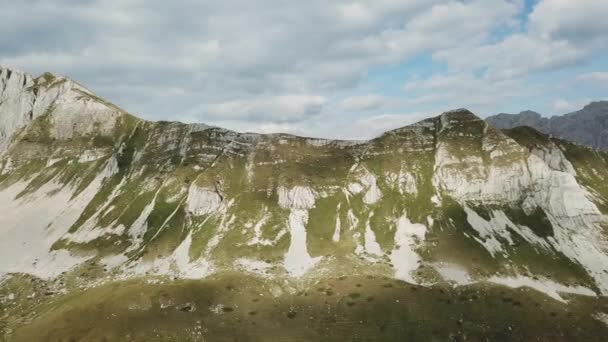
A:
[486,101,608,151]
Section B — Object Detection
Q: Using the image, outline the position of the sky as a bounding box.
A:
[1,0,607,139]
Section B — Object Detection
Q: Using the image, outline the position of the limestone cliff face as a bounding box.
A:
[1,67,608,302]
[0,67,123,156]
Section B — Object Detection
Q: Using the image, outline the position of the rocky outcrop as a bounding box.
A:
[0,67,123,156]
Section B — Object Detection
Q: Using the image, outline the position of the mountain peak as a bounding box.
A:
[0,65,28,77]
[441,108,476,116]
[518,110,542,118]
[437,108,482,131]
[486,101,608,150]
[436,108,479,124]
[0,66,125,154]
[582,100,608,111]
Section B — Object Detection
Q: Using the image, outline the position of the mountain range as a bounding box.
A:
[1,67,608,341]
[486,101,608,151]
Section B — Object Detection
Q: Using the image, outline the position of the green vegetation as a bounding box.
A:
[2,273,607,341]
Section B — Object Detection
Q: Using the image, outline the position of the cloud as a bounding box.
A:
[434,34,586,80]
[203,120,309,137]
[404,0,608,119]
[337,113,432,140]
[0,1,520,117]
[201,95,327,123]
[0,0,606,138]
[432,0,608,81]
[340,95,385,111]
[552,98,593,113]
[403,72,541,111]
[578,72,608,85]
[529,0,608,45]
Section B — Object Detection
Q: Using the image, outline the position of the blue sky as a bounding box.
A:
[1,0,607,139]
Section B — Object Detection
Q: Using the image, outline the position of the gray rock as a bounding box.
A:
[486,101,608,150]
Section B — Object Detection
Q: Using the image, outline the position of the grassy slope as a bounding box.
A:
[2,273,607,342]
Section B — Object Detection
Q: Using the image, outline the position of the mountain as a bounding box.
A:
[1,67,608,341]
[486,101,608,150]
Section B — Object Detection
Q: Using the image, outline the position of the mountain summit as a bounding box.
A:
[1,67,608,340]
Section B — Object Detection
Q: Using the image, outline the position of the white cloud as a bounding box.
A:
[529,0,608,44]
[552,99,572,112]
[403,72,539,110]
[578,72,608,85]
[432,0,608,81]
[0,0,606,138]
[201,95,327,123]
[205,120,309,136]
[337,113,431,140]
[0,1,522,121]
[552,98,592,113]
[434,34,586,80]
[405,0,607,120]
[340,95,385,111]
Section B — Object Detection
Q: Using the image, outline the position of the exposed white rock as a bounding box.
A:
[434,263,474,286]
[278,186,317,209]
[487,275,596,303]
[126,191,159,251]
[235,258,272,277]
[347,167,382,204]
[100,254,129,270]
[46,158,63,167]
[347,182,364,195]
[0,67,122,155]
[525,154,600,218]
[204,206,236,255]
[130,231,213,279]
[247,208,287,246]
[432,126,608,293]
[530,145,576,175]
[78,149,107,163]
[390,214,426,283]
[433,141,530,204]
[385,169,417,195]
[0,68,35,154]
[187,183,223,216]
[332,203,342,242]
[464,207,514,256]
[346,209,359,230]
[363,213,383,256]
[0,158,15,175]
[0,163,111,278]
[172,232,214,278]
[594,313,608,328]
[61,160,123,244]
[283,209,321,277]
[430,195,441,205]
[361,173,382,204]
[65,223,126,244]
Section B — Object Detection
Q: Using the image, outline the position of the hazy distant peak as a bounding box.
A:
[486,101,608,150]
